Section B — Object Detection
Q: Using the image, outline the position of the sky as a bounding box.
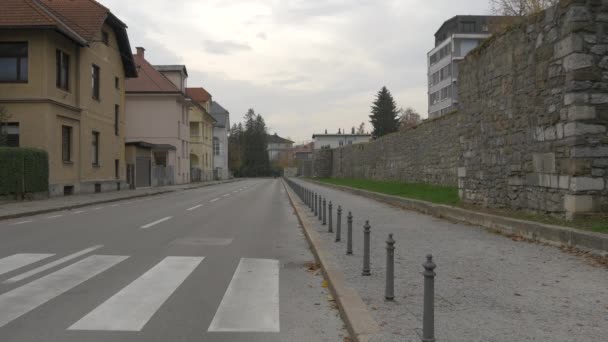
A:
[99,0,491,143]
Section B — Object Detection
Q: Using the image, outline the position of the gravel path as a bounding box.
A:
[291,179,608,342]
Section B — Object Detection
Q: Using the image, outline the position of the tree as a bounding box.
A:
[0,106,11,146]
[369,86,399,139]
[490,0,558,16]
[398,107,421,131]
[356,122,366,134]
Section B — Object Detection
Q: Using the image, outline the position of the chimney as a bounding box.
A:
[136,47,145,57]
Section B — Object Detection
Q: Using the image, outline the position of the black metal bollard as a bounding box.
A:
[385,234,395,301]
[422,255,436,342]
[362,220,371,276]
[346,212,353,255]
[314,193,318,216]
[318,197,323,221]
[328,201,333,233]
[336,206,342,242]
[322,198,327,225]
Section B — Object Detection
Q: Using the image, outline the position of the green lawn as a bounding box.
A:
[312,178,608,234]
[314,178,459,205]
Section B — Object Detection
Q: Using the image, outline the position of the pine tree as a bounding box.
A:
[369,86,399,139]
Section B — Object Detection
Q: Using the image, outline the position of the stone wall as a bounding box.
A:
[313,0,608,218]
[458,0,608,217]
[326,112,460,186]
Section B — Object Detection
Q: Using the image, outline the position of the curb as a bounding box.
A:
[282,180,379,342]
[0,179,238,221]
[304,179,608,255]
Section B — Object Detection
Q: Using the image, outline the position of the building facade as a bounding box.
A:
[427,16,510,119]
[267,133,294,164]
[312,133,371,149]
[186,87,215,182]
[210,101,230,180]
[0,0,137,196]
[125,47,191,186]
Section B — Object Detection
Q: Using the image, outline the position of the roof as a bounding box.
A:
[0,0,137,77]
[312,134,372,138]
[267,133,294,144]
[185,87,211,103]
[126,52,182,93]
[125,141,175,150]
[154,65,188,77]
[210,101,229,127]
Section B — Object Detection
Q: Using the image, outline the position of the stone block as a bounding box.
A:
[533,153,556,173]
[458,167,466,178]
[561,158,591,175]
[559,175,571,189]
[525,173,540,186]
[554,34,584,58]
[567,105,596,120]
[570,177,605,191]
[564,194,596,213]
[591,44,607,55]
[600,56,608,69]
[570,146,608,157]
[563,54,594,71]
[590,94,608,104]
[544,126,557,140]
[563,122,606,136]
[508,177,524,186]
[565,6,590,22]
[564,92,589,105]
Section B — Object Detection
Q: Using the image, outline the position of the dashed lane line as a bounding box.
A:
[140,216,173,229]
[186,204,203,211]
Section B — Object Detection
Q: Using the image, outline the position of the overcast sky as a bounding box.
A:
[99,0,491,143]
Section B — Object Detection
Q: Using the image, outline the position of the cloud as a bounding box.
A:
[99,0,491,143]
[203,40,252,55]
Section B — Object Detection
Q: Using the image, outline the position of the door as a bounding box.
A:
[136,156,151,188]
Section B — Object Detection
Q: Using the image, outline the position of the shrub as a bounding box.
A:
[0,147,49,197]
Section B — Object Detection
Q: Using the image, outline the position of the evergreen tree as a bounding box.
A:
[369,86,399,139]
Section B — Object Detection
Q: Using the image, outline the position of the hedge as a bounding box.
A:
[0,147,49,196]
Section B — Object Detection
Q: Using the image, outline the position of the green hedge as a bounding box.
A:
[0,147,49,196]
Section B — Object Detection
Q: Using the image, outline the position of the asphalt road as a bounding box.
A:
[0,179,346,342]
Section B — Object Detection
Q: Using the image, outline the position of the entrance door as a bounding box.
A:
[136,156,151,188]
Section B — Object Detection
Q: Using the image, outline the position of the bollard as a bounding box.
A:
[362,220,371,276]
[385,234,395,301]
[336,205,342,242]
[346,212,353,255]
[328,201,333,233]
[314,193,318,216]
[310,191,314,212]
[318,197,323,221]
[322,198,327,225]
[422,254,436,342]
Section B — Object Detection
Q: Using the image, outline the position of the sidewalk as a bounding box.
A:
[289,178,607,342]
[0,179,237,220]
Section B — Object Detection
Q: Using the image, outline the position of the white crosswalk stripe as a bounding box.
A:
[0,255,127,329]
[0,253,54,277]
[69,256,203,331]
[208,258,280,332]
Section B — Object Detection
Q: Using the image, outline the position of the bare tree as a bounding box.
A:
[0,106,11,146]
[398,107,421,131]
[356,122,366,134]
[490,0,558,16]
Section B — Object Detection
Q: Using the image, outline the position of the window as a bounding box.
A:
[115,159,119,179]
[62,126,72,162]
[91,64,100,100]
[462,21,476,33]
[92,131,100,166]
[0,42,28,82]
[213,137,220,155]
[56,50,69,90]
[1,123,19,147]
[114,105,119,136]
[102,31,109,45]
[115,76,119,89]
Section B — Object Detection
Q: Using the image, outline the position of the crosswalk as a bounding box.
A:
[0,251,280,334]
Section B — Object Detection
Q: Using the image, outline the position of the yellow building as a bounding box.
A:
[0,0,137,196]
[186,88,216,181]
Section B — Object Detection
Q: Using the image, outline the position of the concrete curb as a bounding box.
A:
[304,179,608,255]
[0,179,238,221]
[282,180,379,342]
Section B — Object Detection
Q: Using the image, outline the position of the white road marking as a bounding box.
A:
[0,255,127,329]
[9,220,33,226]
[140,216,172,229]
[223,194,230,197]
[208,258,279,332]
[69,257,203,331]
[186,204,203,211]
[0,254,54,277]
[232,190,238,193]
[46,214,63,219]
[92,207,104,211]
[73,210,86,214]
[110,204,119,207]
[210,198,220,203]
[4,245,104,284]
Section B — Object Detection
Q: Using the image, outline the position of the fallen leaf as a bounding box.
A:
[321,280,328,288]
